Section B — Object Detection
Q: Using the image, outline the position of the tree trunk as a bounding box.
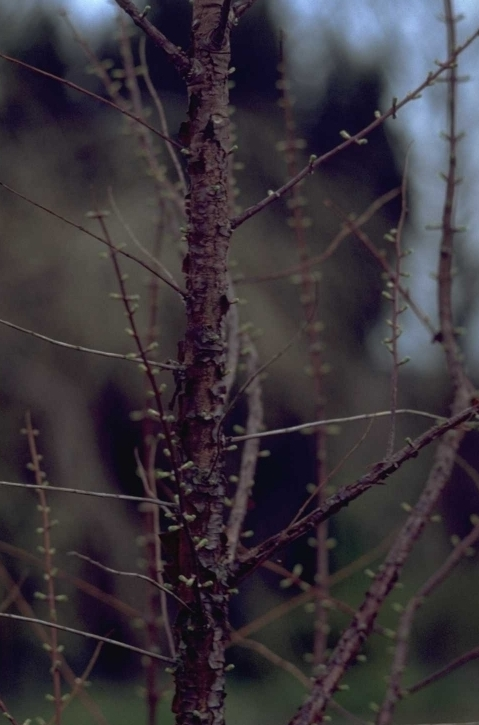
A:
[173,2,233,724]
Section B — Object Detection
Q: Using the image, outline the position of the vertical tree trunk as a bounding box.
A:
[173,2,233,724]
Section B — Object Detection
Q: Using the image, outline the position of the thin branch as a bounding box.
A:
[377,518,479,724]
[68,550,187,608]
[0,181,186,297]
[0,699,21,725]
[0,612,176,664]
[406,648,479,698]
[277,49,330,664]
[326,199,437,337]
[0,52,182,149]
[0,542,140,622]
[139,36,187,194]
[231,27,479,229]
[94,210,184,498]
[234,400,479,581]
[236,187,401,284]
[385,154,410,457]
[107,187,181,290]
[229,408,445,443]
[223,320,305,425]
[0,561,111,725]
[231,634,367,725]
[288,418,375,530]
[437,0,472,405]
[288,420,468,725]
[0,317,177,370]
[233,530,397,641]
[226,334,263,562]
[24,413,62,724]
[231,635,311,689]
[57,640,105,721]
[113,0,190,77]
[0,479,176,507]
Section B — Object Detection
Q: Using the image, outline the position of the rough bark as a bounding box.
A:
[172,3,233,725]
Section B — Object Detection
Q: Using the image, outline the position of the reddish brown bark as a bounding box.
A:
[172,3,233,725]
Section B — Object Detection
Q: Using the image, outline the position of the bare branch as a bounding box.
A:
[288,421,468,725]
[437,0,472,404]
[385,153,410,457]
[377,518,479,724]
[0,317,178,370]
[231,26,479,229]
[0,479,176,507]
[0,52,182,149]
[0,612,176,664]
[0,181,186,297]
[407,648,479,699]
[226,335,263,562]
[229,408,446,443]
[0,699,21,725]
[327,199,437,337]
[236,187,401,284]
[113,0,191,77]
[234,400,479,580]
[68,551,187,607]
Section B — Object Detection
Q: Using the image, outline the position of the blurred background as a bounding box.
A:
[1,0,479,723]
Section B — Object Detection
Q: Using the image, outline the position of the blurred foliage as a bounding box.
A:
[0,1,478,723]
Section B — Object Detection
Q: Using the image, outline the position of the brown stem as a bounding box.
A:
[113,0,191,76]
[231,27,479,230]
[234,401,479,580]
[288,422,467,725]
[167,2,234,724]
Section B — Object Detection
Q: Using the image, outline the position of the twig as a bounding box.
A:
[226,334,263,562]
[0,180,186,297]
[385,154,410,457]
[406,647,479,698]
[0,612,176,663]
[0,542,139,622]
[55,640,105,722]
[437,0,472,405]
[237,187,401,284]
[277,47,330,663]
[0,479,176,507]
[108,187,181,290]
[288,420,469,725]
[377,518,479,724]
[0,560,110,725]
[288,418,375,529]
[234,400,479,580]
[0,52,182,148]
[229,408,445,443]
[0,699,21,725]
[113,0,190,77]
[68,550,187,608]
[94,209,183,493]
[326,200,436,337]
[231,27,479,229]
[24,413,62,724]
[230,634,311,689]
[0,317,177,370]
[233,529,397,641]
[139,36,187,194]
[231,634,367,725]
